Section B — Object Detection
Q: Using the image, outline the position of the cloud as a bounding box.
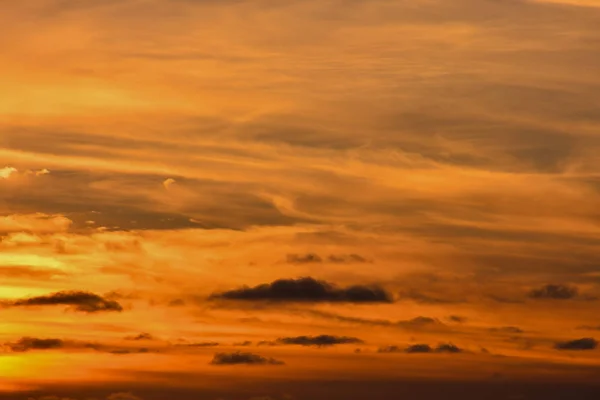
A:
[3,290,124,313]
[6,337,66,352]
[555,338,598,350]
[405,344,433,353]
[436,343,463,353]
[209,277,392,303]
[286,253,323,264]
[4,336,159,355]
[210,351,285,366]
[0,166,17,179]
[397,317,445,329]
[163,178,176,189]
[0,213,72,234]
[125,333,155,341]
[275,335,363,347]
[286,253,369,264]
[327,254,369,263]
[447,315,467,323]
[529,284,579,300]
[490,326,525,334]
[27,393,143,400]
[577,325,600,331]
[177,342,220,347]
[378,343,462,354]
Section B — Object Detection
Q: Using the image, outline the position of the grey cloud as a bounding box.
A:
[555,338,598,351]
[2,290,123,313]
[405,344,433,353]
[275,335,363,347]
[209,277,392,303]
[286,253,322,264]
[125,333,155,341]
[210,351,285,366]
[377,343,462,354]
[490,327,525,334]
[529,284,579,300]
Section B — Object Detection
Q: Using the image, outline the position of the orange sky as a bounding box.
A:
[1,1,600,399]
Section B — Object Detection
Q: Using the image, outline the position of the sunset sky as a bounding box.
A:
[1,1,600,399]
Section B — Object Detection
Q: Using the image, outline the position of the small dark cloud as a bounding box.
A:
[447,315,467,323]
[327,254,369,263]
[125,333,155,341]
[435,343,462,353]
[168,298,186,307]
[555,338,598,351]
[234,341,253,346]
[378,343,462,354]
[209,277,392,303]
[286,254,322,264]
[577,325,600,331]
[275,335,363,347]
[397,316,444,329]
[378,345,403,353]
[405,344,433,353]
[3,290,123,313]
[210,351,285,366]
[489,326,524,334]
[177,342,220,348]
[4,337,160,355]
[529,284,578,300]
[6,337,65,352]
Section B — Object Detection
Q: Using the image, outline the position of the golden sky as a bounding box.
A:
[1,0,600,399]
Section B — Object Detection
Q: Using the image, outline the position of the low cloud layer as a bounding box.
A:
[1,290,123,313]
[209,277,392,303]
[378,343,463,354]
[274,335,363,347]
[529,284,579,300]
[210,351,285,366]
[555,338,598,351]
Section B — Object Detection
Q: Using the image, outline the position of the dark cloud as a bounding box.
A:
[490,327,525,334]
[327,254,369,263]
[275,335,363,347]
[529,284,578,300]
[304,310,444,331]
[436,343,463,353]
[177,342,220,348]
[209,277,392,303]
[286,253,322,264]
[555,338,598,351]
[377,345,403,353]
[210,351,285,366]
[378,343,462,354]
[286,253,369,264]
[125,333,155,341]
[234,341,253,346]
[405,344,433,353]
[3,290,123,313]
[6,337,65,352]
[577,325,600,331]
[4,337,160,355]
[397,317,445,329]
[448,315,467,323]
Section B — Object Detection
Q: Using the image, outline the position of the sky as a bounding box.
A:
[1,0,600,399]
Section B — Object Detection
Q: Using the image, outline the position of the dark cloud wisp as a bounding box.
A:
[2,290,123,313]
[209,277,392,303]
[555,338,598,351]
[210,351,285,366]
